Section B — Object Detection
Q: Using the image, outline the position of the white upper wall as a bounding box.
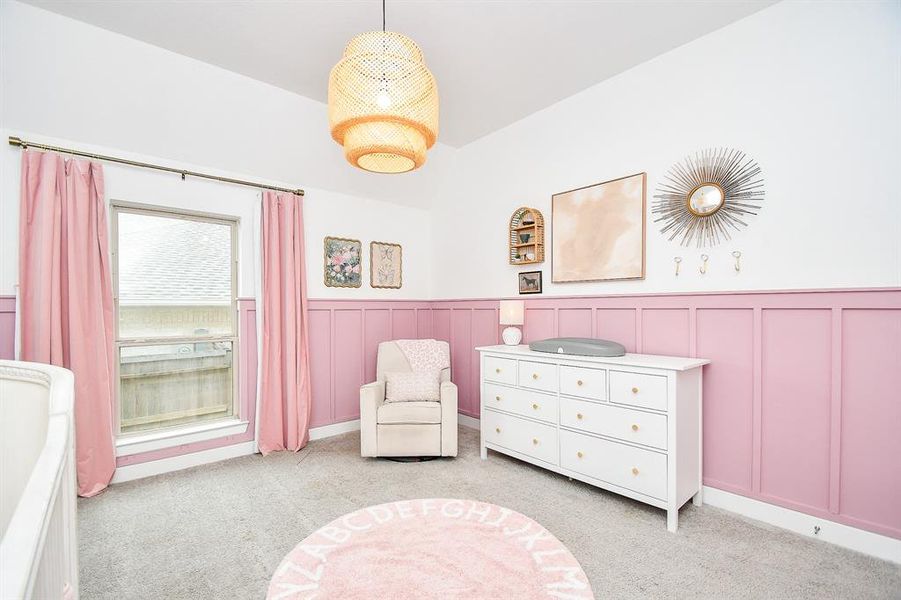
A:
[0,1,436,299]
[2,1,898,303]
[430,0,901,298]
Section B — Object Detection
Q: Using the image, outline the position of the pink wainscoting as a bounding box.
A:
[430,301,499,417]
[760,309,832,513]
[0,296,14,360]
[839,309,901,532]
[431,288,901,540]
[1,290,899,539]
[307,300,435,427]
[695,309,754,492]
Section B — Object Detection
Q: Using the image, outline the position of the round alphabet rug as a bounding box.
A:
[267,498,593,599]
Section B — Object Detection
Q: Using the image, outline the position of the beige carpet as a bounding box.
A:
[78,427,901,599]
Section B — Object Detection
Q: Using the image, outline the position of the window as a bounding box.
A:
[112,202,239,436]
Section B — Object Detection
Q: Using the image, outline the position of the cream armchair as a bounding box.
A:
[360,340,458,457]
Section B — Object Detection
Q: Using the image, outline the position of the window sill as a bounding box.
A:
[116,418,250,457]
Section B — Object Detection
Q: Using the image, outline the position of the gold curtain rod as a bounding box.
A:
[8,136,304,197]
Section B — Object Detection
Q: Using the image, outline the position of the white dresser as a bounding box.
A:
[477,345,709,532]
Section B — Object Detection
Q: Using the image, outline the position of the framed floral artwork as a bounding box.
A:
[324,236,362,288]
[370,241,402,289]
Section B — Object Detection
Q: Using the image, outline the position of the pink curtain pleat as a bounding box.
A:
[258,191,312,454]
[19,151,116,497]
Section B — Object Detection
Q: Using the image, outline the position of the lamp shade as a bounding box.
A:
[328,30,439,174]
[499,300,525,326]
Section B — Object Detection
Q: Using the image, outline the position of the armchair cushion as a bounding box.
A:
[377,401,442,424]
[384,371,440,402]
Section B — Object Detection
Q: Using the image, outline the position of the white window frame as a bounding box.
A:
[110,200,242,444]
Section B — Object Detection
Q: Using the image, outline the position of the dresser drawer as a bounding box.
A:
[610,371,668,412]
[483,383,557,424]
[483,409,558,465]
[560,430,667,500]
[518,360,558,392]
[560,397,667,450]
[484,356,516,385]
[560,365,606,401]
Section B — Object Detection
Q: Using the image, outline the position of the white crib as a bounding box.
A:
[0,360,79,600]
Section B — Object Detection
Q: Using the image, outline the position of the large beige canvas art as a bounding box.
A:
[552,173,646,282]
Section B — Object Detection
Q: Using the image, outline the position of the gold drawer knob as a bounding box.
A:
[532,373,539,380]
[532,438,539,445]
[495,427,501,433]
[496,368,501,374]
[577,380,584,386]
[532,403,539,410]
[632,386,639,394]
[631,467,639,476]
[576,413,583,420]
[631,424,639,432]
[577,451,583,459]
[495,395,501,401]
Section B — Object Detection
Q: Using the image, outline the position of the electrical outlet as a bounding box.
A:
[813,525,821,535]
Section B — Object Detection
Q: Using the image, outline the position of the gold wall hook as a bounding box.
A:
[674,256,682,276]
[699,254,709,275]
[732,250,742,273]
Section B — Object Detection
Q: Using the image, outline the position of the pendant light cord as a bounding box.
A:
[382,0,386,31]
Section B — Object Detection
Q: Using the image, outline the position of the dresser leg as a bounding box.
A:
[667,508,678,533]
[692,489,703,507]
[480,445,487,460]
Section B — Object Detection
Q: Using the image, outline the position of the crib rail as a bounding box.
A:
[0,362,78,600]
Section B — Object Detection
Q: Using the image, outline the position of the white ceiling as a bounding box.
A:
[21,0,775,147]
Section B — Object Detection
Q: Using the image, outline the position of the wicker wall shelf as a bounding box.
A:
[509,207,545,265]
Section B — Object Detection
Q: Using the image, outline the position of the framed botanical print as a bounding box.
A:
[518,271,542,294]
[370,241,402,289]
[552,172,646,282]
[324,236,362,288]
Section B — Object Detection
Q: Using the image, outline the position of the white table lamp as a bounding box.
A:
[499,300,525,345]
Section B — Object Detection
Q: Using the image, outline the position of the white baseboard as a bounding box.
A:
[703,486,901,564]
[112,441,257,484]
[458,414,479,429]
[309,419,360,440]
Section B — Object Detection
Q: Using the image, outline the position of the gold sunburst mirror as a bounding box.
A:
[652,148,764,247]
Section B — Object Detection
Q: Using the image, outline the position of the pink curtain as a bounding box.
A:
[19,151,116,497]
[258,191,312,454]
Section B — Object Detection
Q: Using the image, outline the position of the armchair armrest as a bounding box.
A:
[360,381,385,457]
[439,381,457,407]
[439,381,458,457]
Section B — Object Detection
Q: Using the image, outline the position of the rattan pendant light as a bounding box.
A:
[328,1,439,173]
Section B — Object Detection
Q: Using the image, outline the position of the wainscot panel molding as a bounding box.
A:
[0,295,14,360]
[432,288,901,540]
[1,289,898,540]
[307,299,435,427]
